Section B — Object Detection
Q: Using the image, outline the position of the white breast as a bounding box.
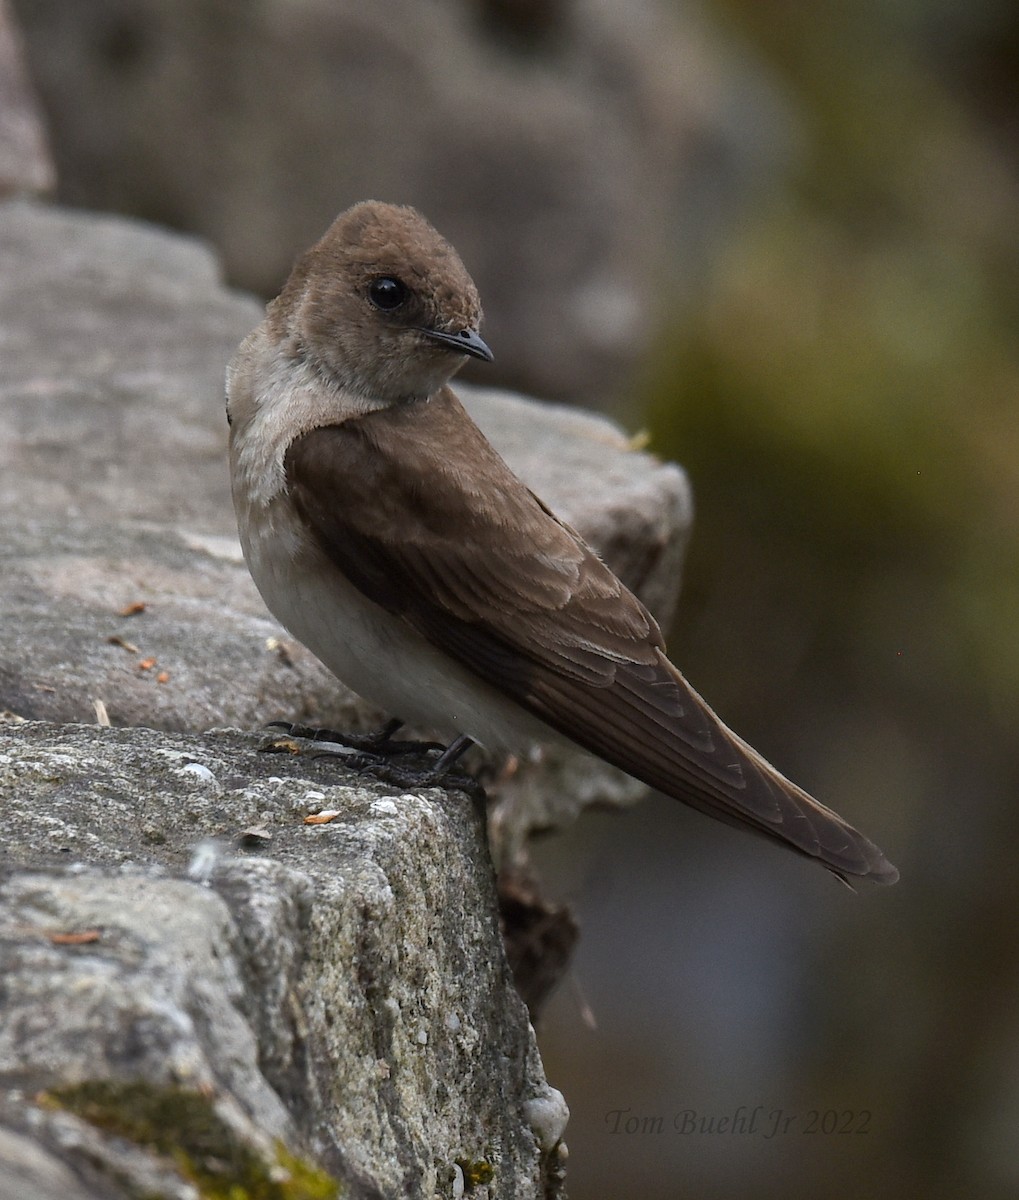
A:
[227,327,554,754]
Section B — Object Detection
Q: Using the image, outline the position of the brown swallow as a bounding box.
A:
[227,200,898,886]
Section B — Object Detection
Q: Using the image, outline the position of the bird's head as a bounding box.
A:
[271,200,493,404]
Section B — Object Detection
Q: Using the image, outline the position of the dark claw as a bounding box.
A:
[355,758,486,801]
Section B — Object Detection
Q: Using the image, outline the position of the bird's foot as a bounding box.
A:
[259,724,482,797]
[262,717,445,758]
[311,732,484,799]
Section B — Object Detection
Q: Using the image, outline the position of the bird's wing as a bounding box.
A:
[284,388,897,884]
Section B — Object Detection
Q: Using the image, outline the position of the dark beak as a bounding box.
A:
[421,326,494,363]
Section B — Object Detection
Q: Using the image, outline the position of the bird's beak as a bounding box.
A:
[420,326,494,363]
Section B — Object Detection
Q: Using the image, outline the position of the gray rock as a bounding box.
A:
[0,0,54,197]
[0,1126,105,1200]
[0,199,261,532]
[9,0,783,404]
[0,515,366,734]
[0,719,568,1199]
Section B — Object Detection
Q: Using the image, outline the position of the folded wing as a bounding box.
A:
[285,389,898,885]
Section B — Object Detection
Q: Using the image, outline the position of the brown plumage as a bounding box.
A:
[228,200,899,887]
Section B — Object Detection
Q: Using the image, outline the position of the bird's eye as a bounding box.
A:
[368,277,409,311]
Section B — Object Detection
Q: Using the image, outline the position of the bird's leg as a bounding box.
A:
[311,732,483,798]
[429,733,474,773]
[262,717,445,757]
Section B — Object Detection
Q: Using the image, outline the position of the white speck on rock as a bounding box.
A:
[154,748,191,762]
[523,1086,570,1151]
[187,838,223,884]
[178,762,216,784]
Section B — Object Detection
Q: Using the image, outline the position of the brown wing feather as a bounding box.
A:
[285,388,897,884]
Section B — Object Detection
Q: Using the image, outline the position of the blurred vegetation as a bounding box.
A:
[634,2,1019,1196]
[646,0,1019,736]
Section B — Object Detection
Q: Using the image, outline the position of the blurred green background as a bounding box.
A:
[12,0,1019,1195]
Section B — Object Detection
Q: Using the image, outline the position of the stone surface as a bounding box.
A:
[0,199,692,847]
[0,719,567,1199]
[0,516,362,734]
[0,0,54,197]
[9,0,782,404]
[0,199,260,533]
[0,1126,105,1200]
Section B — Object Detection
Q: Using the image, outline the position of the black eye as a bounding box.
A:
[368,276,409,311]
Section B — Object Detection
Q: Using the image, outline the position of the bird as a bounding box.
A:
[226,200,898,887]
